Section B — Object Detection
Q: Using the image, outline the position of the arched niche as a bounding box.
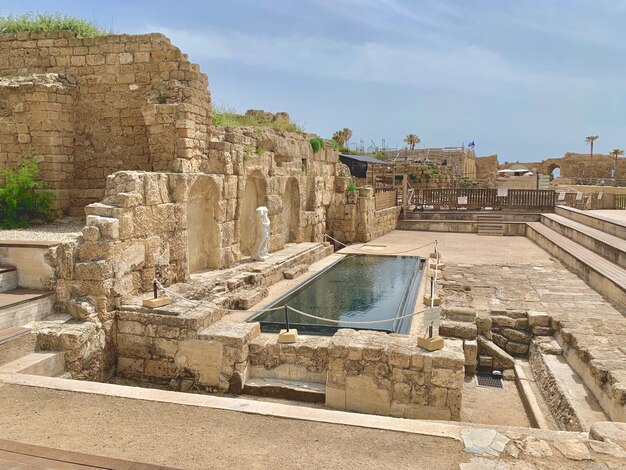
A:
[187,176,221,272]
[548,164,561,179]
[239,173,267,256]
[283,177,301,244]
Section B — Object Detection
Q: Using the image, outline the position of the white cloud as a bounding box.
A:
[149,24,601,97]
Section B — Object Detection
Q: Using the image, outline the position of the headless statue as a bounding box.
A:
[252,206,270,261]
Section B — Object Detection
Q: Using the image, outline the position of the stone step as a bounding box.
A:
[526,222,626,313]
[441,306,476,322]
[234,287,268,310]
[439,320,477,340]
[0,326,35,366]
[242,377,325,404]
[283,264,308,280]
[530,341,608,432]
[0,288,54,330]
[555,205,626,240]
[0,266,18,293]
[541,213,626,268]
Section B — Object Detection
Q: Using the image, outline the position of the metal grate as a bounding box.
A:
[476,373,503,388]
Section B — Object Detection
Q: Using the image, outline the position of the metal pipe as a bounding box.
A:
[284,305,290,332]
[153,279,158,299]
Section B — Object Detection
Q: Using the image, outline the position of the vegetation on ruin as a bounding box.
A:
[212,105,304,132]
[0,12,112,37]
[347,182,357,193]
[309,137,324,153]
[0,157,58,228]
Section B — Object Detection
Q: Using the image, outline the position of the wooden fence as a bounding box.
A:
[414,189,555,211]
[556,191,626,210]
[375,187,398,210]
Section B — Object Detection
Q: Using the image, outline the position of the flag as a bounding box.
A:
[468,141,475,148]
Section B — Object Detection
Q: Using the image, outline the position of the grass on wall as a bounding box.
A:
[212,105,304,133]
[0,12,112,37]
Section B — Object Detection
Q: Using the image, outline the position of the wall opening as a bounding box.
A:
[548,164,561,179]
[187,176,221,272]
[283,177,301,244]
[240,173,267,256]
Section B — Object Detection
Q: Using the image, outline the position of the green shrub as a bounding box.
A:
[0,157,57,228]
[212,105,304,133]
[347,182,357,193]
[255,145,263,154]
[327,139,339,151]
[0,12,112,37]
[301,162,307,173]
[338,170,346,178]
[309,137,324,153]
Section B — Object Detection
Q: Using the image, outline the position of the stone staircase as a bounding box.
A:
[0,265,54,331]
[477,213,504,236]
[526,206,626,312]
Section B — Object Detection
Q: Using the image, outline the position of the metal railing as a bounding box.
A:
[410,188,555,211]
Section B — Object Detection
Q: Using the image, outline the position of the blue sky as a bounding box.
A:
[3,1,626,162]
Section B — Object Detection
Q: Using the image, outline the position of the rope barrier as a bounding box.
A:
[285,305,428,325]
[324,233,435,255]
[153,279,285,312]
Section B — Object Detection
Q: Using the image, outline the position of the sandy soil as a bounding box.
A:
[0,384,467,470]
[460,376,532,428]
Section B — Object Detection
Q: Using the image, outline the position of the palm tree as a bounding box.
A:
[332,128,353,149]
[585,135,599,158]
[404,134,420,150]
[610,148,624,186]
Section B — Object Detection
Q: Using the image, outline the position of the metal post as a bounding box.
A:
[430,276,435,309]
[153,279,158,299]
[284,305,290,332]
[434,239,438,254]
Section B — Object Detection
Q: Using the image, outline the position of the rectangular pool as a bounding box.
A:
[249,255,425,335]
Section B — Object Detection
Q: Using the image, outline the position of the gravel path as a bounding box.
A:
[0,217,84,242]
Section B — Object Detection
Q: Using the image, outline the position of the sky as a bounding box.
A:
[3,0,626,162]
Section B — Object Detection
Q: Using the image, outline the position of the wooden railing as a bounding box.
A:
[413,189,555,211]
[556,191,626,210]
[375,188,398,210]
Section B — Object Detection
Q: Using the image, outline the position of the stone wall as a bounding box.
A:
[476,154,498,187]
[502,152,626,180]
[0,31,210,213]
[327,186,400,243]
[111,314,465,421]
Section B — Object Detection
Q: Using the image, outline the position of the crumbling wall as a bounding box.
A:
[0,31,211,213]
[327,186,400,243]
[476,154,498,187]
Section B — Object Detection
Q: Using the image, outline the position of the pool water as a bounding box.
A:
[250,255,424,334]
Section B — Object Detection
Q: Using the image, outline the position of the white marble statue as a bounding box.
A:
[252,206,270,261]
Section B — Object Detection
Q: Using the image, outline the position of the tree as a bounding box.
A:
[610,148,624,186]
[404,134,420,150]
[332,128,353,149]
[585,135,599,158]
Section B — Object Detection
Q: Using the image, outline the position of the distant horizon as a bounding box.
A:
[3,1,625,163]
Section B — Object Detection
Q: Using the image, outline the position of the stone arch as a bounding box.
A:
[240,172,267,256]
[548,163,561,179]
[187,176,221,272]
[283,177,301,244]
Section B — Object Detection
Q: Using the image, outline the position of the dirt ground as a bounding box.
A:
[0,383,468,470]
[460,376,532,428]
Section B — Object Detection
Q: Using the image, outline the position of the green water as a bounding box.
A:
[254,255,421,333]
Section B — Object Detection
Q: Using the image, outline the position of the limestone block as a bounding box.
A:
[501,328,531,344]
[175,340,222,386]
[439,320,477,340]
[82,225,100,241]
[463,339,478,367]
[112,242,146,277]
[117,320,145,335]
[430,368,464,389]
[345,374,391,415]
[117,333,152,359]
[86,215,119,239]
[74,260,113,281]
[528,311,551,327]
